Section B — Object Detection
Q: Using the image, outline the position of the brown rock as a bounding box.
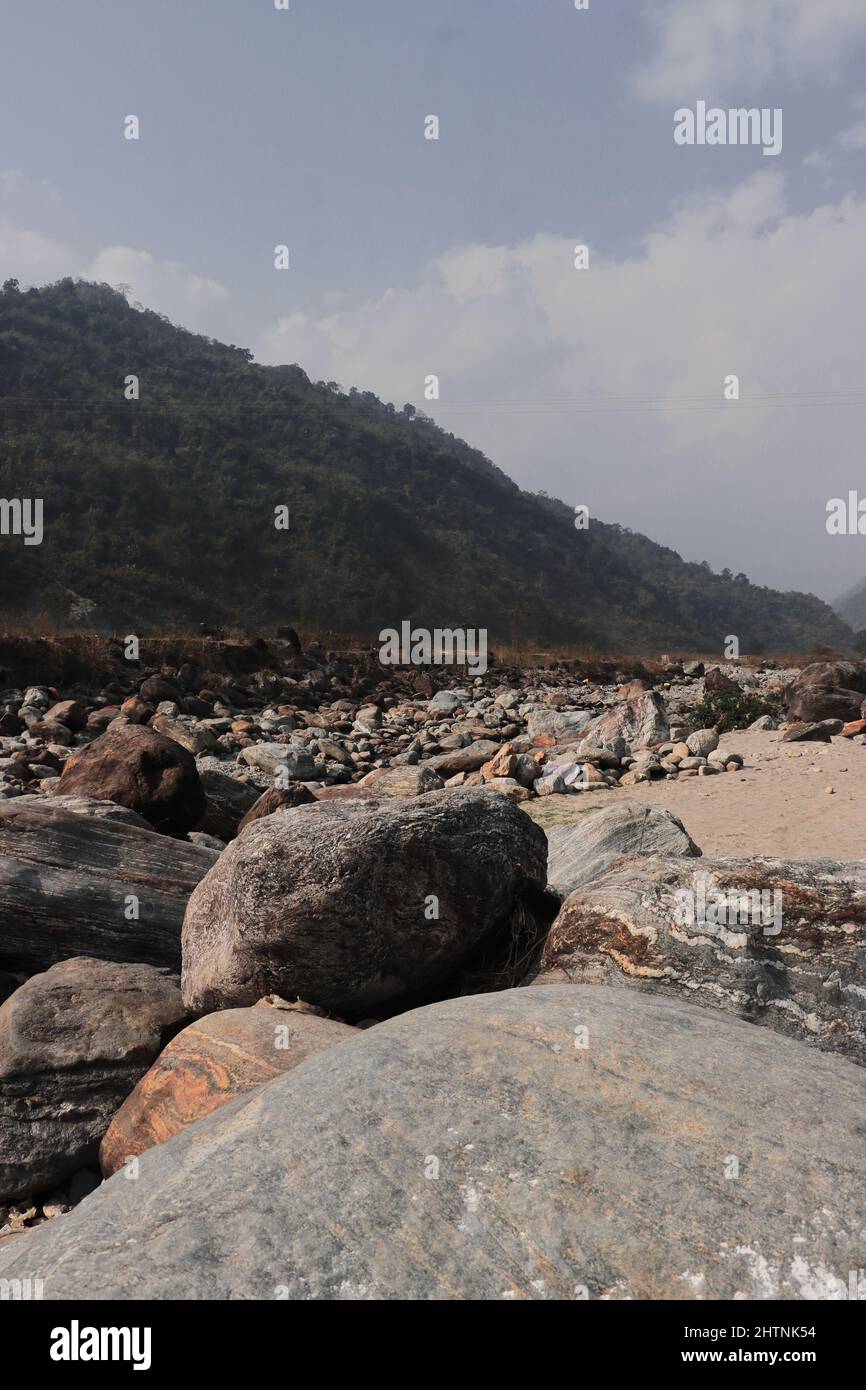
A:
[59,722,205,836]
[314,785,377,802]
[841,719,866,738]
[481,745,518,781]
[99,1003,356,1177]
[237,784,317,832]
[120,696,154,724]
[787,687,864,723]
[140,674,182,704]
[42,700,88,732]
[703,668,738,693]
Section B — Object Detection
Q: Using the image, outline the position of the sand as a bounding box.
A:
[526,729,866,861]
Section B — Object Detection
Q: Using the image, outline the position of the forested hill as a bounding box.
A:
[0,277,854,653]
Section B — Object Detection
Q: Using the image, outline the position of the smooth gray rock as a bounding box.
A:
[240,743,317,781]
[545,802,701,898]
[539,854,866,1063]
[421,740,501,777]
[1,984,864,1300]
[686,727,719,757]
[0,802,218,974]
[0,957,185,1200]
[181,788,548,1017]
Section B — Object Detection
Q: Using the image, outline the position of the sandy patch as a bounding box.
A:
[525,730,866,860]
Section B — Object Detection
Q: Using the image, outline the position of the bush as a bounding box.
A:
[688,688,780,734]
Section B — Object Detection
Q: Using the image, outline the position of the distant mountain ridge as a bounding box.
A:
[0,276,854,654]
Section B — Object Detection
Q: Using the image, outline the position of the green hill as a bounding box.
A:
[0,276,854,653]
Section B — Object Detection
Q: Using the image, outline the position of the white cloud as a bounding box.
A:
[83,246,228,333]
[0,221,74,286]
[257,172,866,600]
[635,0,866,100]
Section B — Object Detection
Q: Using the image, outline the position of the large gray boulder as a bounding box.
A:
[539,855,866,1063]
[1,984,864,1299]
[0,802,217,974]
[0,957,185,1200]
[181,789,548,1017]
[581,690,669,751]
[524,709,593,743]
[545,802,700,898]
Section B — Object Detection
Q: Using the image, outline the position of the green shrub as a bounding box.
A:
[688,688,780,734]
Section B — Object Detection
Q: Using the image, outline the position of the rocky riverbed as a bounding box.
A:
[0,639,864,1299]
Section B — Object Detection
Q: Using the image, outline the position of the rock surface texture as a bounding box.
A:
[99,1001,356,1176]
[538,855,866,1063]
[0,984,863,1299]
[0,802,217,974]
[181,789,549,1017]
[0,957,185,1200]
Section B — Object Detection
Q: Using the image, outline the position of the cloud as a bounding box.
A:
[635,0,866,100]
[82,246,229,333]
[0,221,74,286]
[257,172,866,600]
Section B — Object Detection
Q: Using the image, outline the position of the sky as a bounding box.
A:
[1,0,866,603]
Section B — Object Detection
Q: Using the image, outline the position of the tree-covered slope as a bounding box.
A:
[0,277,853,653]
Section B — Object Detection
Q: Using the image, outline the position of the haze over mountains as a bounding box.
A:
[0,278,855,653]
[833,576,866,634]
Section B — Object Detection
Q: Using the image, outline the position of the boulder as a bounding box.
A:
[538,855,866,1063]
[42,700,87,732]
[782,721,837,743]
[240,743,317,781]
[703,668,737,693]
[685,727,719,757]
[0,802,217,974]
[525,710,592,743]
[3,984,865,1300]
[581,691,669,751]
[0,957,185,1200]
[420,740,501,777]
[236,784,317,833]
[786,686,864,724]
[545,803,700,898]
[150,713,219,756]
[58,723,205,836]
[181,788,548,1017]
[359,766,444,797]
[99,1002,356,1177]
[788,661,866,696]
[139,675,183,705]
[195,769,262,840]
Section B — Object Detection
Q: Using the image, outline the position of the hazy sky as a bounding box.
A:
[2,0,866,601]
